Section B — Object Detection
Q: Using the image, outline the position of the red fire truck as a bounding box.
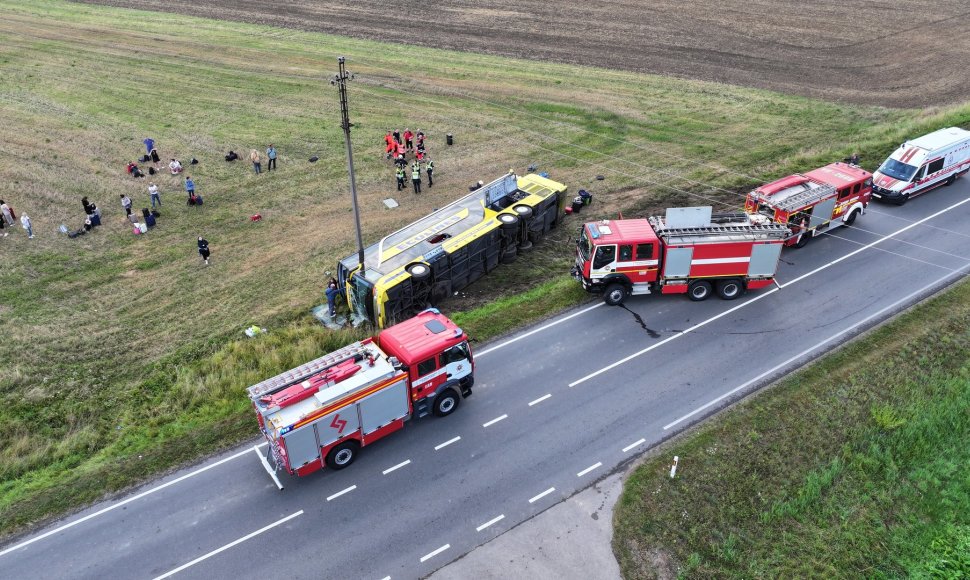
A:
[247,309,474,479]
[744,162,873,248]
[572,206,789,305]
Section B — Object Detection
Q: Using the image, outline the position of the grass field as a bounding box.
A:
[613,279,970,579]
[2,0,970,538]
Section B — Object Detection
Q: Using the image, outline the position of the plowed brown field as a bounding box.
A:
[80,0,970,107]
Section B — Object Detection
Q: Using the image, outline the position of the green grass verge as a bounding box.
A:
[1,0,969,539]
[613,279,970,579]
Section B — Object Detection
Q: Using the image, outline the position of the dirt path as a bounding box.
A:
[79,0,970,108]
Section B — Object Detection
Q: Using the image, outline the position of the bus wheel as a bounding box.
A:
[512,204,534,219]
[433,388,460,417]
[407,263,431,280]
[326,440,360,470]
[688,280,713,301]
[716,279,743,300]
[498,213,520,230]
[604,283,628,306]
[500,246,517,264]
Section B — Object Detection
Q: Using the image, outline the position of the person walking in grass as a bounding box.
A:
[120,194,132,217]
[20,213,33,238]
[198,236,210,265]
[404,128,414,152]
[411,162,422,193]
[266,144,277,171]
[148,182,161,209]
[250,149,262,174]
[396,165,406,191]
[425,159,434,187]
[143,137,155,156]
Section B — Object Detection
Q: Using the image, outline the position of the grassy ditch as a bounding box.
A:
[613,279,970,578]
[1,0,970,539]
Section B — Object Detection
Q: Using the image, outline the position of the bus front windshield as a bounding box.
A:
[878,158,918,182]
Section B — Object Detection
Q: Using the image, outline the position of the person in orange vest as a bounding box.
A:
[384,131,395,159]
[396,141,406,159]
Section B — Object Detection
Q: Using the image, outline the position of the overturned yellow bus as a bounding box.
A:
[338,173,568,327]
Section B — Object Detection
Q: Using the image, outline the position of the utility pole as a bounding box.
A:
[332,56,365,274]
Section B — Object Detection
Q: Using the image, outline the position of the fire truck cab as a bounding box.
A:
[247,309,473,478]
[745,162,873,248]
[573,206,789,305]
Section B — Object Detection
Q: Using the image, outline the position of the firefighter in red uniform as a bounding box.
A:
[404,128,414,152]
[384,131,395,159]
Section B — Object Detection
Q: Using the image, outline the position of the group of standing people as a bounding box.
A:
[385,128,434,193]
[246,145,278,175]
[0,200,32,239]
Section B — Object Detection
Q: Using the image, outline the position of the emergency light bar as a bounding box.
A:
[589,224,601,239]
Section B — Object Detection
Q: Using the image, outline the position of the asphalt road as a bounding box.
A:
[3,181,969,579]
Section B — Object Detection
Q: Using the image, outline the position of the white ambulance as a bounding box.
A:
[871,127,970,204]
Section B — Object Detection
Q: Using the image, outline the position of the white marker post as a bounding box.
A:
[670,456,679,479]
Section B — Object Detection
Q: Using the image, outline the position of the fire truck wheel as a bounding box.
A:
[433,389,460,417]
[407,263,431,280]
[498,213,520,230]
[844,209,860,226]
[716,279,743,300]
[326,440,360,470]
[688,280,713,301]
[512,204,534,219]
[794,232,809,248]
[603,283,628,306]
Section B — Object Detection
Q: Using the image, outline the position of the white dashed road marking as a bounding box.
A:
[420,544,450,563]
[482,414,508,428]
[622,438,646,453]
[382,460,411,475]
[434,436,461,451]
[577,462,602,477]
[476,514,505,532]
[326,485,357,501]
[528,487,556,504]
[528,394,552,406]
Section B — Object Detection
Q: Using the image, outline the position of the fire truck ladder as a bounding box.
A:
[649,217,790,242]
[768,183,837,213]
[246,341,369,400]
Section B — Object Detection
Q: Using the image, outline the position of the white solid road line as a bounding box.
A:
[528,487,556,504]
[482,414,508,428]
[779,196,970,290]
[476,514,506,532]
[569,195,970,390]
[382,460,411,475]
[569,288,779,388]
[326,485,357,501]
[434,436,461,450]
[419,544,450,563]
[577,462,602,477]
[475,303,604,358]
[152,510,303,580]
[528,394,552,406]
[622,438,646,453]
[0,443,267,558]
[664,261,970,431]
